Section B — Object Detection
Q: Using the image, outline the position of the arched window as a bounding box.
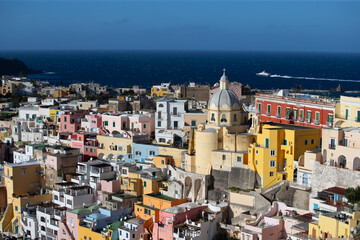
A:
[158,104,164,108]
[211,113,215,122]
[221,114,227,123]
[233,114,237,122]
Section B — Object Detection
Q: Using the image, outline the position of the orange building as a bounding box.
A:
[134,193,187,233]
[153,155,174,168]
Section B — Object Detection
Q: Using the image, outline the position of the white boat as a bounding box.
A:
[256,70,271,77]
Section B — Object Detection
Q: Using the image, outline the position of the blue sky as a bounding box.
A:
[0,0,359,52]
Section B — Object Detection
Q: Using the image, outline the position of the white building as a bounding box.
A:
[118,218,145,240]
[155,99,187,145]
[20,206,38,239]
[52,182,94,209]
[37,202,67,240]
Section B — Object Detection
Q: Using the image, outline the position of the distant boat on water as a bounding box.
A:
[256,70,271,77]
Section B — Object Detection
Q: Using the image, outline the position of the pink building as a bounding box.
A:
[58,205,100,240]
[101,113,155,139]
[152,203,207,240]
[242,202,316,240]
[90,113,102,133]
[70,133,98,161]
[97,179,121,201]
[60,110,88,133]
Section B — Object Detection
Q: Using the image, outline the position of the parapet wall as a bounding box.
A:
[311,162,360,197]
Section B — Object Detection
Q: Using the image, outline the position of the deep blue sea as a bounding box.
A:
[1,50,360,94]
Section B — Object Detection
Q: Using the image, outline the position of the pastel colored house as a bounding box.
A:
[90,113,102,133]
[97,134,133,161]
[248,122,321,189]
[118,218,146,240]
[131,143,159,163]
[134,193,188,233]
[58,205,100,240]
[60,110,88,133]
[334,96,360,128]
[71,132,98,161]
[0,162,52,235]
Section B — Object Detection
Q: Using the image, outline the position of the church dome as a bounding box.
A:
[208,69,240,109]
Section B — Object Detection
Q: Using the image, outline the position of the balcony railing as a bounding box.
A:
[306,118,311,123]
[285,114,290,120]
[314,119,319,125]
[329,144,336,150]
[298,117,304,122]
[276,113,281,118]
[326,121,333,127]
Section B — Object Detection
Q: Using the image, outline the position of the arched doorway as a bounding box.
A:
[353,157,360,170]
[338,155,347,168]
[184,177,192,198]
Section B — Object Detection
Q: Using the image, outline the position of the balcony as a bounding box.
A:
[298,117,304,122]
[314,119,319,125]
[329,144,336,150]
[266,112,271,116]
[306,118,311,123]
[276,113,281,118]
[285,114,290,120]
[326,121,333,127]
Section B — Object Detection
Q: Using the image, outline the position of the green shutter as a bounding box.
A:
[346,109,349,120]
[357,111,360,122]
[265,138,269,148]
[258,103,261,113]
[267,105,271,114]
[316,112,320,121]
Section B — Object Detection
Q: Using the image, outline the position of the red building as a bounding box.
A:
[255,93,336,128]
[70,132,98,161]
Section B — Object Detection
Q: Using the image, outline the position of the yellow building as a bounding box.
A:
[158,146,185,168]
[0,162,52,234]
[121,170,143,197]
[1,82,20,96]
[53,88,70,98]
[335,96,360,128]
[97,135,132,160]
[49,107,59,123]
[78,219,122,240]
[184,70,252,175]
[248,123,321,189]
[309,211,360,239]
[151,83,170,98]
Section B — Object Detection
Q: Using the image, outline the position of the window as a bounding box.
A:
[149,150,155,156]
[327,114,333,123]
[211,113,215,121]
[258,103,261,113]
[237,156,242,162]
[277,106,281,117]
[222,155,226,160]
[158,112,162,119]
[285,107,290,117]
[270,149,275,156]
[174,121,178,129]
[85,147,88,152]
[26,113,30,120]
[306,110,312,122]
[315,112,320,122]
[173,107,177,115]
[67,199,72,205]
[54,195,59,200]
[22,169,26,175]
[346,109,349,120]
[15,206,18,211]
[40,217,45,222]
[233,114,237,122]
[267,104,271,114]
[158,104,164,108]
[265,138,269,148]
[344,138,348,147]
[113,122,115,127]
[90,148,93,153]
[270,160,276,168]
[304,140,308,145]
[143,124,147,129]
[293,109,298,119]
[311,139,315,145]
[144,181,147,187]
[284,139,288,145]
[104,121,108,126]
[157,121,161,127]
[191,120,196,127]
[357,111,360,122]
[256,150,258,155]
[64,125,67,130]
[161,160,164,164]
[299,109,304,119]
[270,172,274,177]
[220,114,227,123]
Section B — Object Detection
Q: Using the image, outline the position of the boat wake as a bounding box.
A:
[270,74,360,83]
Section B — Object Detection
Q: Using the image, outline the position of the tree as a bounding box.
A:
[295,85,302,93]
[345,186,360,204]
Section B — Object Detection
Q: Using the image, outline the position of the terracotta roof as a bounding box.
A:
[323,186,346,196]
